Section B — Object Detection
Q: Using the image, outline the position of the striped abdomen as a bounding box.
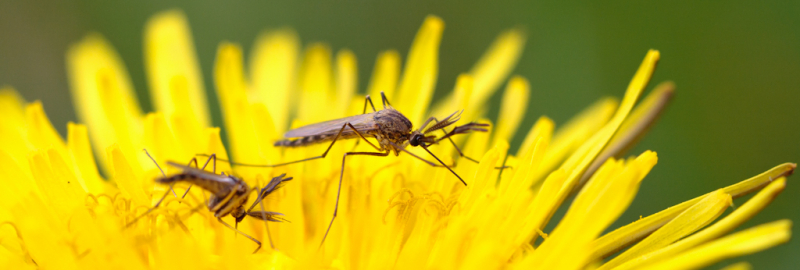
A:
[274,133,360,147]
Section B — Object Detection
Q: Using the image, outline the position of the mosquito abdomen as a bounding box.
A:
[156,173,193,184]
[275,134,339,147]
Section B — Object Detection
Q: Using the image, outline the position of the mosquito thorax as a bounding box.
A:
[374,108,413,144]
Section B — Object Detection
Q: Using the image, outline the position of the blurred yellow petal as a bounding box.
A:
[395,15,443,124]
[296,43,334,123]
[367,50,401,101]
[641,220,791,270]
[250,29,300,133]
[720,262,752,270]
[66,33,143,171]
[144,9,209,126]
[431,28,526,117]
[108,144,148,206]
[214,42,262,163]
[66,122,106,194]
[335,49,358,117]
[25,102,65,153]
[493,76,530,146]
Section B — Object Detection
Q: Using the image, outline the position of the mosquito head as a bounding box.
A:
[233,206,247,223]
[408,131,435,147]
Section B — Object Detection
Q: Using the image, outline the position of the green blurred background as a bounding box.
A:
[1,1,798,268]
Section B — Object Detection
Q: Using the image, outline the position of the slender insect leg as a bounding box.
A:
[386,141,467,186]
[127,150,180,226]
[144,149,177,197]
[427,117,510,170]
[257,185,276,250]
[127,152,207,226]
[180,154,217,199]
[362,95,378,114]
[217,217,262,254]
[427,117,481,164]
[320,151,390,250]
[380,91,392,108]
[352,95,379,151]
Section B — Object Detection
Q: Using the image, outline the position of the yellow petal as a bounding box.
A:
[395,15,444,124]
[0,87,26,134]
[24,102,65,153]
[719,262,752,270]
[367,50,401,102]
[107,144,148,206]
[144,9,209,126]
[530,97,618,184]
[28,150,83,218]
[528,50,660,237]
[0,150,37,210]
[66,122,105,194]
[578,81,674,189]
[493,76,530,146]
[250,28,300,133]
[297,43,334,123]
[613,178,787,270]
[430,28,526,117]
[641,220,791,270]
[66,33,143,172]
[335,49,358,117]
[0,88,30,168]
[500,116,553,195]
[214,42,260,163]
[591,162,795,260]
[523,151,657,269]
[601,190,731,270]
[203,127,232,174]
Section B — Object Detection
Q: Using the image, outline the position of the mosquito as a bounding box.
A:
[206,91,490,248]
[128,150,293,253]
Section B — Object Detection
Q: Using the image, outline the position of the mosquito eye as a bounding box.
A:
[409,135,420,146]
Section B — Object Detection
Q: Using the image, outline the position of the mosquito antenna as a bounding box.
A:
[144,149,166,177]
[143,149,176,197]
[380,91,391,108]
[420,145,468,186]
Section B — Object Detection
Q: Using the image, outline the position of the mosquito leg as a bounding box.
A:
[380,91,392,108]
[143,149,177,197]
[180,154,217,200]
[362,95,377,114]
[217,217,262,254]
[428,118,510,170]
[126,184,174,227]
[320,151,390,250]
[128,150,181,226]
[353,95,378,151]
[256,183,276,250]
[386,141,467,186]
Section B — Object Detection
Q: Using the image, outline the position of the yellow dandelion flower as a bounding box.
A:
[0,9,795,270]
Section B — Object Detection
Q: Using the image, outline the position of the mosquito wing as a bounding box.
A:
[158,161,240,197]
[284,113,379,138]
